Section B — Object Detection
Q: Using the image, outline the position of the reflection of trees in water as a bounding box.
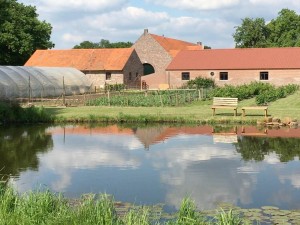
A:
[235,136,300,162]
[0,125,53,179]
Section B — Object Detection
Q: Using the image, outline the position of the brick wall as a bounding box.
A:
[168,69,300,88]
[123,50,143,88]
[85,71,123,89]
[133,31,172,84]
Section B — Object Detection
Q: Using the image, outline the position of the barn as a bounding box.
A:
[25,48,143,89]
[166,48,300,88]
[133,29,202,89]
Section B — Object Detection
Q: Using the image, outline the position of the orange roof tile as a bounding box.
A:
[25,48,135,71]
[150,34,202,57]
[167,47,300,70]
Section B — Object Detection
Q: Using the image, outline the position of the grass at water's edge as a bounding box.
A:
[0,185,249,225]
[1,91,300,125]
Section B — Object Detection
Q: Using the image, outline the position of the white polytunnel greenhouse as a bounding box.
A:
[0,66,92,100]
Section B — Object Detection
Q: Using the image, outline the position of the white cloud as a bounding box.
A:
[22,0,128,12]
[148,0,241,10]
[86,7,169,29]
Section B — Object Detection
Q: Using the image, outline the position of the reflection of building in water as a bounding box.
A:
[48,125,300,149]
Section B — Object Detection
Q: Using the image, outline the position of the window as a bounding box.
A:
[182,72,190,80]
[129,72,132,80]
[219,72,228,80]
[136,72,139,77]
[260,71,269,80]
[106,72,111,80]
[143,63,155,75]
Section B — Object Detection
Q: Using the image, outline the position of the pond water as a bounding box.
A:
[1,124,300,213]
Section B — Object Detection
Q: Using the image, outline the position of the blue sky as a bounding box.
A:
[19,0,300,49]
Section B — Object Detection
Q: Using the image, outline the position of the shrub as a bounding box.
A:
[105,83,126,92]
[186,77,215,89]
[0,102,52,123]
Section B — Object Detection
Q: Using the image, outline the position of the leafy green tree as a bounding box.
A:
[267,9,300,47]
[0,0,54,65]
[233,8,300,48]
[73,41,99,49]
[73,39,133,49]
[233,17,269,48]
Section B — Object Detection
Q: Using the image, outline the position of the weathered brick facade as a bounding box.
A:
[133,29,172,79]
[84,50,143,89]
[168,69,300,88]
[133,29,201,89]
[123,50,143,88]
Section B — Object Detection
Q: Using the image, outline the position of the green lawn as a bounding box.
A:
[44,91,300,124]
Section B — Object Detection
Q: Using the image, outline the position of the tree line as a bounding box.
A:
[233,8,300,48]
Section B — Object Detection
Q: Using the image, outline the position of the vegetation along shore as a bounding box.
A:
[1,81,300,125]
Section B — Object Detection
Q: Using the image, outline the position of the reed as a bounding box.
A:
[0,186,251,225]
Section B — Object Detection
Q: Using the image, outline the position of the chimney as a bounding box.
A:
[144,29,148,35]
[197,41,204,50]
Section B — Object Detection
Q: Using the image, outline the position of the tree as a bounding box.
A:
[233,17,269,48]
[0,0,54,65]
[267,9,300,47]
[73,41,99,49]
[73,39,133,49]
[233,8,300,48]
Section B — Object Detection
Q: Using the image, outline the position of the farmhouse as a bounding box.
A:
[133,29,202,89]
[25,48,143,89]
[166,47,300,88]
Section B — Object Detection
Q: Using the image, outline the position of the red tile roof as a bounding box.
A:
[25,48,135,71]
[167,48,300,70]
[150,34,202,57]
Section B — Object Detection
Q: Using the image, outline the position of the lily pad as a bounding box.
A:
[262,206,280,210]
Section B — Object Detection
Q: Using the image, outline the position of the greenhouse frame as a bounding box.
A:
[0,66,92,100]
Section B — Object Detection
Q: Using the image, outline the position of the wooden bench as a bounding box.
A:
[241,106,268,117]
[211,97,238,116]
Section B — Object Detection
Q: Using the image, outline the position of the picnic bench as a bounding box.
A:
[211,97,238,116]
[241,106,268,117]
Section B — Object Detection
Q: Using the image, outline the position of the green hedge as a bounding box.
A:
[210,82,299,105]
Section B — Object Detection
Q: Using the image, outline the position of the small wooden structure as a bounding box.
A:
[211,97,238,116]
[241,106,268,117]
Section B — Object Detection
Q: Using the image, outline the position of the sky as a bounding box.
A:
[19,0,300,49]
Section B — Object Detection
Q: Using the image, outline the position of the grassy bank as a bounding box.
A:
[0,185,247,225]
[44,91,300,124]
[1,90,299,125]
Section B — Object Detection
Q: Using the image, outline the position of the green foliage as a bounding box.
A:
[175,198,205,225]
[233,17,269,48]
[0,102,53,123]
[214,209,242,225]
[186,77,215,89]
[233,8,300,48]
[255,84,299,105]
[0,0,54,65]
[210,82,299,105]
[73,39,133,49]
[267,9,300,47]
[88,90,202,107]
[105,83,126,92]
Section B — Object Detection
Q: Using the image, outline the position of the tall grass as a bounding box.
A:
[0,102,53,124]
[0,185,248,225]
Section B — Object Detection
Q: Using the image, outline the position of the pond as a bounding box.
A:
[1,124,300,213]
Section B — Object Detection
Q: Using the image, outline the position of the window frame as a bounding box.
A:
[181,72,190,81]
[260,71,269,80]
[129,72,132,80]
[219,72,228,81]
[105,72,112,80]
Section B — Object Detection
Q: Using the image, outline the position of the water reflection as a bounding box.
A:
[0,125,53,179]
[1,124,300,211]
